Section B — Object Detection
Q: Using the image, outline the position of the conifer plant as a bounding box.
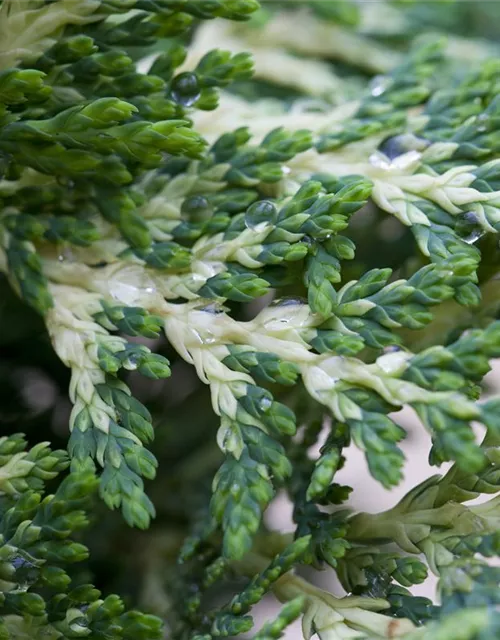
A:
[3,1,500,638]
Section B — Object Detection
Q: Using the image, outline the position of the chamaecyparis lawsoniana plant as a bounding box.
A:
[6,0,500,638]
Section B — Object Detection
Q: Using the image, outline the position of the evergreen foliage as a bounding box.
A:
[3,1,500,638]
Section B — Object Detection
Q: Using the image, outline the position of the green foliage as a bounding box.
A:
[0,436,163,639]
[3,0,500,639]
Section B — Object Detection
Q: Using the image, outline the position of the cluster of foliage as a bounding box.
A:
[3,0,500,638]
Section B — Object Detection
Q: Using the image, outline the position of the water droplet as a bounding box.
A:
[456,211,485,245]
[181,195,211,222]
[11,556,38,588]
[108,266,157,305]
[369,153,391,171]
[191,324,218,346]
[391,150,422,170]
[369,149,421,172]
[244,200,278,230]
[12,556,34,570]
[464,229,485,245]
[369,75,392,97]
[378,133,429,161]
[230,482,242,497]
[191,273,206,286]
[58,247,75,262]
[69,620,89,633]
[124,353,141,370]
[476,113,489,133]
[196,302,224,315]
[259,396,272,411]
[377,351,409,376]
[383,345,402,354]
[270,297,306,308]
[110,281,141,305]
[170,72,200,107]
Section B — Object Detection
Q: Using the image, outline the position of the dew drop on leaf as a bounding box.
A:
[270,297,307,308]
[244,201,277,230]
[58,247,75,262]
[109,281,140,304]
[125,353,141,370]
[378,133,429,161]
[384,345,403,354]
[170,72,201,107]
[369,74,392,97]
[477,113,490,133]
[464,229,485,245]
[369,150,422,172]
[181,195,211,221]
[230,482,241,497]
[12,556,34,570]
[259,396,272,411]
[109,267,157,305]
[195,302,224,315]
[456,211,485,245]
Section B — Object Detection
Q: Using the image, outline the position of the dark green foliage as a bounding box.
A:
[0,438,163,639]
